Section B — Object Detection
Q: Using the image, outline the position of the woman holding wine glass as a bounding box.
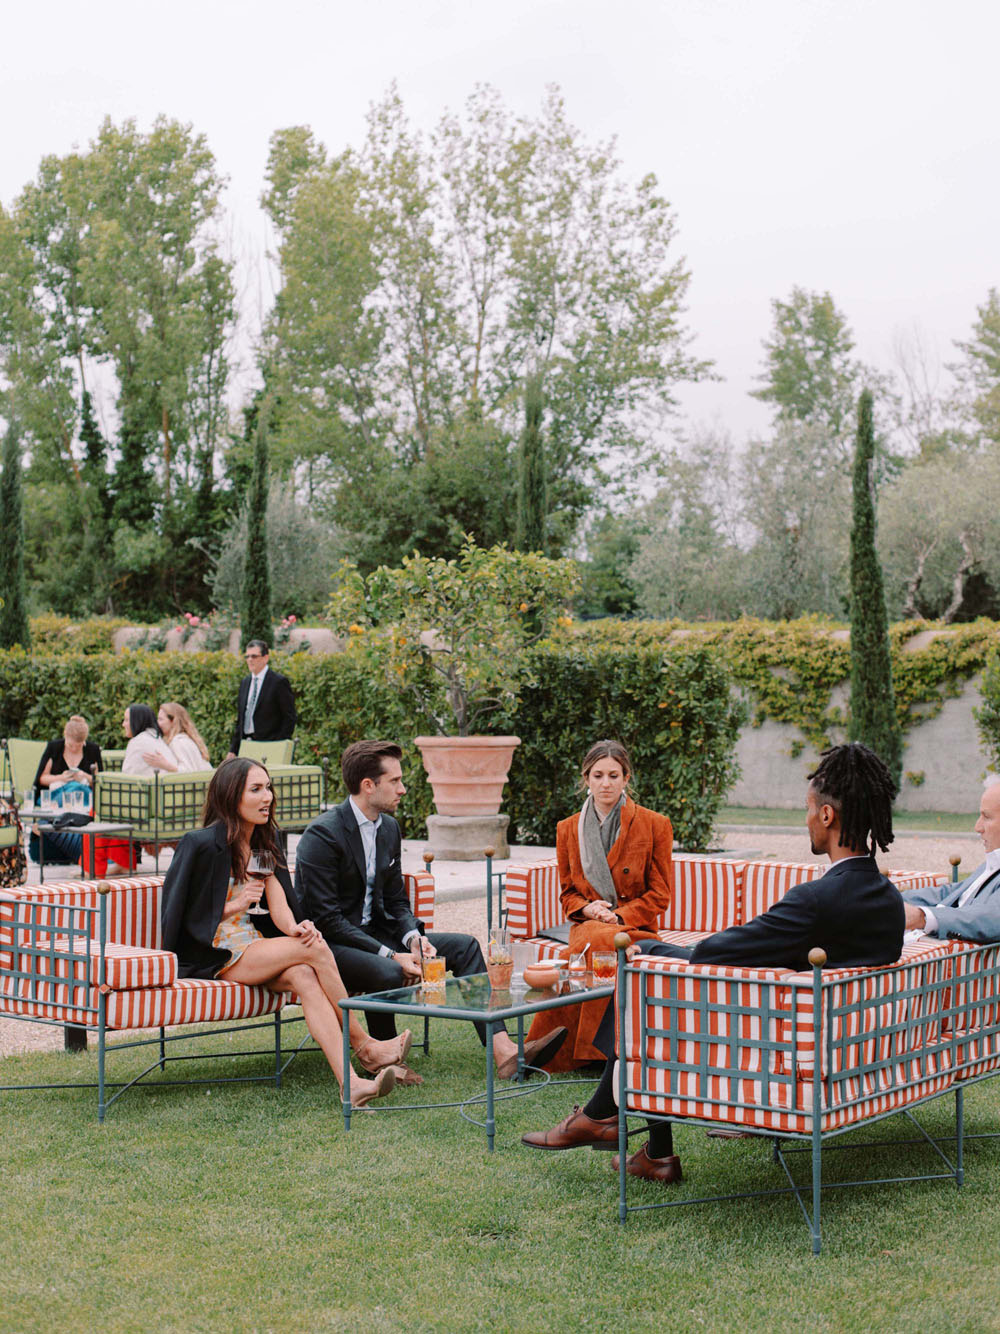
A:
[161,757,407,1107]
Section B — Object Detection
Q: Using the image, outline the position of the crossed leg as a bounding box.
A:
[222,935,402,1101]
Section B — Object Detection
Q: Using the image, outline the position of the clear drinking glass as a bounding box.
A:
[246,850,274,915]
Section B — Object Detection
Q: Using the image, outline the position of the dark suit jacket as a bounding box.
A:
[689,856,905,970]
[295,799,420,954]
[230,668,296,753]
[161,822,302,979]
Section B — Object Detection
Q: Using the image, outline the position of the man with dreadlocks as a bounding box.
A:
[521,742,905,1183]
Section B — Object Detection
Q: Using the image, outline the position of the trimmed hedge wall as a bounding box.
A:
[0,642,742,849]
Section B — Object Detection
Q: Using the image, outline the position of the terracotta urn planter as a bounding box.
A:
[413,736,521,816]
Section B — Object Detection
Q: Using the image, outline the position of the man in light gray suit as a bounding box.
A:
[903,777,1000,943]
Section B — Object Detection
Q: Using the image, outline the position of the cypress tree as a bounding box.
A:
[240,407,272,650]
[516,376,547,552]
[0,420,31,649]
[849,390,902,783]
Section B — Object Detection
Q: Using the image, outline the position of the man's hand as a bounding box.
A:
[411,936,437,960]
[583,901,618,924]
[393,952,423,979]
[904,902,927,930]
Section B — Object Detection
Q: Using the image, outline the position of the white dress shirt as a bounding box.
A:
[244,665,269,734]
[349,797,418,955]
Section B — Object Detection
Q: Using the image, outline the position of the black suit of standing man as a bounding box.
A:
[295,740,566,1082]
[226,639,296,759]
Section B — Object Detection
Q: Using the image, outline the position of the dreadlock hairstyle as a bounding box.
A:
[807,742,897,854]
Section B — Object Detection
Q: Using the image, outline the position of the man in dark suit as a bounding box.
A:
[295,740,566,1082]
[226,640,296,759]
[522,742,905,1182]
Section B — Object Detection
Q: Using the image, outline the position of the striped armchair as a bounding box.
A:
[0,868,435,1118]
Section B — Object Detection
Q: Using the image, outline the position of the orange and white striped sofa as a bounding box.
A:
[610,924,999,1253]
[0,868,436,1119]
[502,854,946,961]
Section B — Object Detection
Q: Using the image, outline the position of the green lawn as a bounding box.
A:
[721,806,974,833]
[2,1024,999,1331]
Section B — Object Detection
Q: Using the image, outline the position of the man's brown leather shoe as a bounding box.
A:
[521,1105,618,1150]
[611,1143,683,1184]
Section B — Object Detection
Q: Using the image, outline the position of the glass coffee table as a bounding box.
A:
[340,972,614,1150]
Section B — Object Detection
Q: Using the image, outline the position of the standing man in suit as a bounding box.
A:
[295,740,566,1082]
[521,742,904,1183]
[901,776,1000,943]
[226,640,296,759]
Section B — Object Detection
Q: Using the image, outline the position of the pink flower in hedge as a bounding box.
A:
[288,615,297,623]
[190,616,200,626]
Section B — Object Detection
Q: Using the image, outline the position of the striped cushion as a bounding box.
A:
[948,940,1000,1080]
[3,877,165,949]
[739,861,825,922]
[404,871,435,930]
[505,860,561,940]
[516,936,568,963]
[2,977,286,1030]
[661,856,741,932]
[617,948,957,1134]
[655,929,714,950]
[1,935,176,994]
[887,870,946,895]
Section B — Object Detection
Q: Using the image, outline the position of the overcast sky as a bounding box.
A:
[3,0,998,445]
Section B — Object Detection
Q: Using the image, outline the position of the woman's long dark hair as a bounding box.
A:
[127,703,160,737]
[203,756,286,882]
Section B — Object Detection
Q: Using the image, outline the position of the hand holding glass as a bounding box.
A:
[246,851,274,915]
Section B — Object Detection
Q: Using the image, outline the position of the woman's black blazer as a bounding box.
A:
[161,823,303,979]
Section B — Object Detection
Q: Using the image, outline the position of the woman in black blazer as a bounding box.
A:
[161,757,407,1107]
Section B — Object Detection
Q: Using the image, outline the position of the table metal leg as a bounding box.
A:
[342,1016,352,1131]
[485,1020,496,1151]
[516,1014,525,1084]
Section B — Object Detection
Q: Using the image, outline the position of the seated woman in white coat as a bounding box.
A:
[121,704,177,774]
[158,702,212,772]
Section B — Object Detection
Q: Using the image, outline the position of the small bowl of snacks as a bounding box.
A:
[523,961,562,990]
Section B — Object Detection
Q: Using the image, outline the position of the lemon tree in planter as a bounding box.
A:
[328,539,579,821]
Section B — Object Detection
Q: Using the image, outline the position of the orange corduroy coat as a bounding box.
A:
[527,799,673,1067]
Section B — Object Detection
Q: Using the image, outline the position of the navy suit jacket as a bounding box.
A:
[294,799,421,954]
[903,860,1000,943]
[689,856,905,970]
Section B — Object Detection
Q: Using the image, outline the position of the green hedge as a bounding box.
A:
[572,616,1000,748]
[0,642,743,849]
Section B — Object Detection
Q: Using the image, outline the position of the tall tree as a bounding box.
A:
[265,86,711,568]
[849,391,902,783]
[0,118,235,615]
[951,287,1000,447]
[516,376,546,551]
[0,421,31,649]
[240,410,273,649]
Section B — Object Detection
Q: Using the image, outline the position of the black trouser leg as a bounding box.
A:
[582,941,689,1151]
[329,941,406,1041]
[426,932,501,1046]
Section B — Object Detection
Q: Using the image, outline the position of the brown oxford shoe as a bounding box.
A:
[611,1143,683,1184]
[521,1104,619,1150]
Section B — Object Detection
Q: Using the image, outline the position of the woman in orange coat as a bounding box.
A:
[526,739,673,1069]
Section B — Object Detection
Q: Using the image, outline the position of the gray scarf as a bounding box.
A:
[577,794,624,907]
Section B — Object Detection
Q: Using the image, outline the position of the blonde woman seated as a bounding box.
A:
[158,702,211,772]
[525,740,674,1070]
[161,757,406,1107]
